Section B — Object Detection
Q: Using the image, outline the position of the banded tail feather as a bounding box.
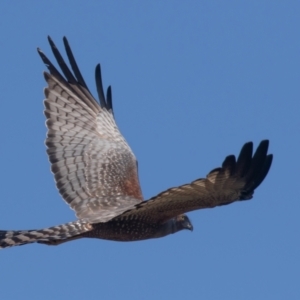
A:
[0,221,92,249]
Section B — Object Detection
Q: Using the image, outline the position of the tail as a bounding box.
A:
[0,220,92,249]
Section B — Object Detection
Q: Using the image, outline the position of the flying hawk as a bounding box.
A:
[0,37,273,248]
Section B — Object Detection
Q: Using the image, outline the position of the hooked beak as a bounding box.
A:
[186,222,193,232]
[184,216,193,232]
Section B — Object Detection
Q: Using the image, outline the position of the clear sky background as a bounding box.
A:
[0,1,299,299]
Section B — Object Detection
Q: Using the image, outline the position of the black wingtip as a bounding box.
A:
[251,153,273,191]
[222,155,236,175]
[47,36,57,54]
[39,36,114,115]
[95,63,107,108]
[37,47,47,63]
[106,86,113,112]
[247,140,270,182]
[63,36,90,91]
[37,43,66,84]
[236,142,253,177]
[256,140,269,155]
[239,140,273,199]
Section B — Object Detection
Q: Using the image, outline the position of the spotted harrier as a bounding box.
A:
[0,37,273,248]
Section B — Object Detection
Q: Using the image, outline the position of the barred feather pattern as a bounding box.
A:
[122,141,273,224]
[0,220,92,249]
[43,63,143,223]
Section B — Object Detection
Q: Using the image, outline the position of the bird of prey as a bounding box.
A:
[0,37,273,249]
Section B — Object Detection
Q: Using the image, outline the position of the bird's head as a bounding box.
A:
[150,214,193,239]
[174,214,193,232]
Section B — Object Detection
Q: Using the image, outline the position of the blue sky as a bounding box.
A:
[0,1,299,299]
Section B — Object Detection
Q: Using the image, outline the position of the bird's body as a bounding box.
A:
[0,214,190,247]
[0,37,273,249]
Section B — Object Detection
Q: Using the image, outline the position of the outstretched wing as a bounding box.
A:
[123,140,272,223]
[38,37,143,223]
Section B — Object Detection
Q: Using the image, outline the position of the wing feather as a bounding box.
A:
[122,141,273,223]
[38,37,143,222]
